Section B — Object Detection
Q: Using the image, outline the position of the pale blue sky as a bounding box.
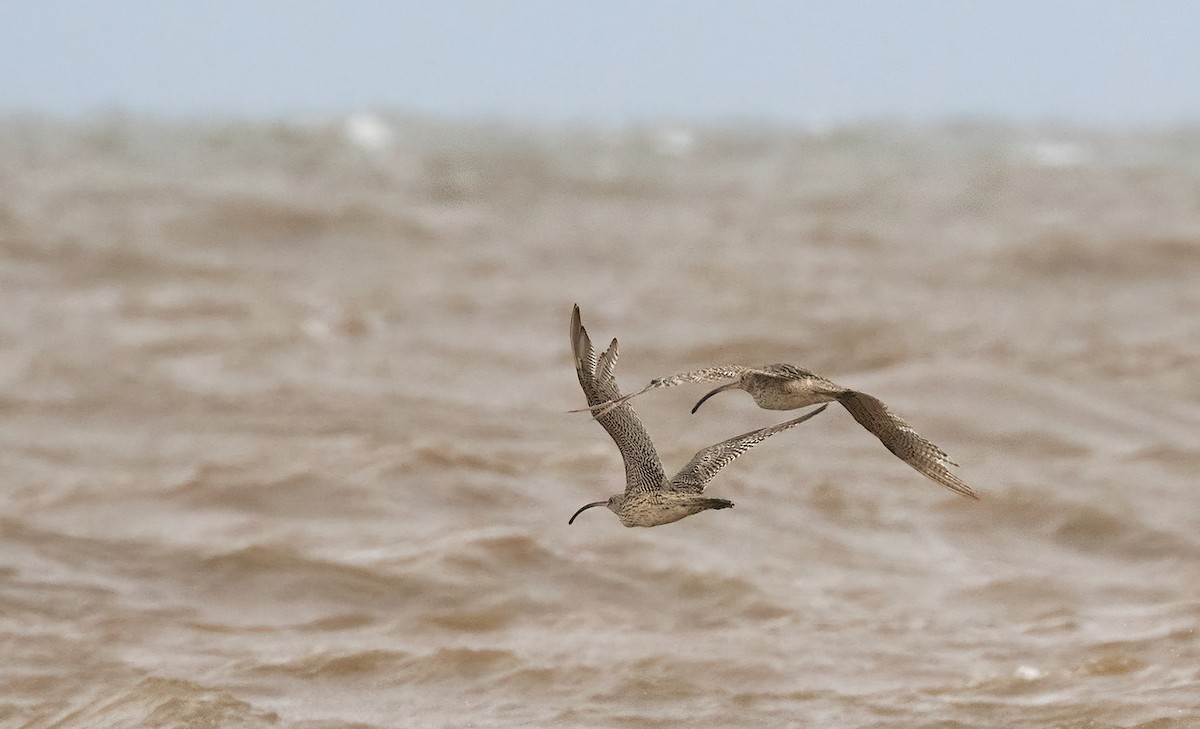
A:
[2,1,1198,124]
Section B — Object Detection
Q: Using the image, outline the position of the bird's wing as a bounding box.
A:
[669,405,829,494]
[838,390,978,499]
[571,306,666,495]
[578,365,770,419]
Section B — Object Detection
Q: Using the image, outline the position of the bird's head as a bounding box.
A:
[568,493,623,524]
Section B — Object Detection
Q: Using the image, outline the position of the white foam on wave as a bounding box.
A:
[343,113,395,151]
[654,127,696,157]
[1014,665,1045,681]
[1025,140,1093,168]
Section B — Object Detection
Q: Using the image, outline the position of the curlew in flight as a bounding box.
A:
[568,306,827,527]
[578,363,977,499]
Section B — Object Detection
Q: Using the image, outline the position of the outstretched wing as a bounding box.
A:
[578,364,772,419]
[669,405,829,494]
[838,391,978,499]
[571,305,666,495]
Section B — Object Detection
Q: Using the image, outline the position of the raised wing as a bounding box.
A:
[669,405,829,494]
[838,390,978,499]
[576,364,771,419]
[571,305,666,495]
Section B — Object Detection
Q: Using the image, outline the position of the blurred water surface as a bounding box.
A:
[1,115,1198,728]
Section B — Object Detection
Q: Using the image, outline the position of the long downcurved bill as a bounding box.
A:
[691,382,742,414]
[568,501,607,524]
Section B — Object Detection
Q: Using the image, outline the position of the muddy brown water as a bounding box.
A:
[1,116,1198,727]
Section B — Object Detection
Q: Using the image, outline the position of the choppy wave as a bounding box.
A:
[3,116,1199,727]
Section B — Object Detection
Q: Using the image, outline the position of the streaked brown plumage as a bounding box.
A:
[581,362,978,500]
[568,306,828,527]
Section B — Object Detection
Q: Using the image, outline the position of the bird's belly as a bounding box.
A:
[618,497,701,528]
[750,379,840,410]
[755,390,827,410]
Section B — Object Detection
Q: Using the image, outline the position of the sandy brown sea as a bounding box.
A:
[0,115,1198,728]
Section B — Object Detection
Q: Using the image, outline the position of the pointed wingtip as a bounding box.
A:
[940,474,980,500]
[570,304,585,363]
